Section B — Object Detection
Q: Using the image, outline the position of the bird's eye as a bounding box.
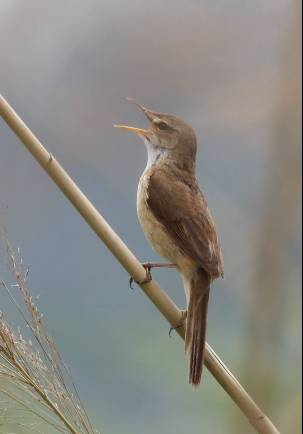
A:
[155,120,169,130]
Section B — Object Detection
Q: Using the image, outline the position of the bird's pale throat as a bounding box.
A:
[144,140,168,169]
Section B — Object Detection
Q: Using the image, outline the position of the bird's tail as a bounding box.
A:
[185,268,210,387]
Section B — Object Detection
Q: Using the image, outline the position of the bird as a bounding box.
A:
[115,101,223,386]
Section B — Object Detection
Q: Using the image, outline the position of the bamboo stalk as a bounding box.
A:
[0,94,280,434]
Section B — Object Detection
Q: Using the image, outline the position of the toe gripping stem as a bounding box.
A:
[129,264,152,289]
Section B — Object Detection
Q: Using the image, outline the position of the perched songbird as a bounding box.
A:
[115,101,223,386]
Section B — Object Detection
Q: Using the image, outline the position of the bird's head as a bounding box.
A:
[114,100,197,170]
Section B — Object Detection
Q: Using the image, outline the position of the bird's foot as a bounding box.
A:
[169,309,187,337]
[129,262,176,289]
[129,263,152,289]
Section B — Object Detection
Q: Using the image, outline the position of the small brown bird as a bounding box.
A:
[115,101,223,386]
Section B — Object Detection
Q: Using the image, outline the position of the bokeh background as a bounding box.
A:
[0,1,301,433]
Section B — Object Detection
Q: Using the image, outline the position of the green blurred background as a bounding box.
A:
[0,1,301,433]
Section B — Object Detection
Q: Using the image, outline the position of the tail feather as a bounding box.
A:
[185,268,210,387]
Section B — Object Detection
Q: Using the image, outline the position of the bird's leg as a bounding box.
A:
[129,262,177,289]
[141,262,177,269]
[169,309,187,337]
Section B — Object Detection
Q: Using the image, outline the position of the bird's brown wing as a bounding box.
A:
[147,165,223,279]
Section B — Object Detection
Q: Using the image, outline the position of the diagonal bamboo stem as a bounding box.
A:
[0,94,280,434]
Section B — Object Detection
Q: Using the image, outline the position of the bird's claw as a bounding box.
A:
[129,276,135,290]
[129,263,152,289]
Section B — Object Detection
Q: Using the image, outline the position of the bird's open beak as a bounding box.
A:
[125,98,156,122]
[114,124,149,139]
[114,99,156,138]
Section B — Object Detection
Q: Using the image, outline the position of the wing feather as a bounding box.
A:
[147,166,223,278]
